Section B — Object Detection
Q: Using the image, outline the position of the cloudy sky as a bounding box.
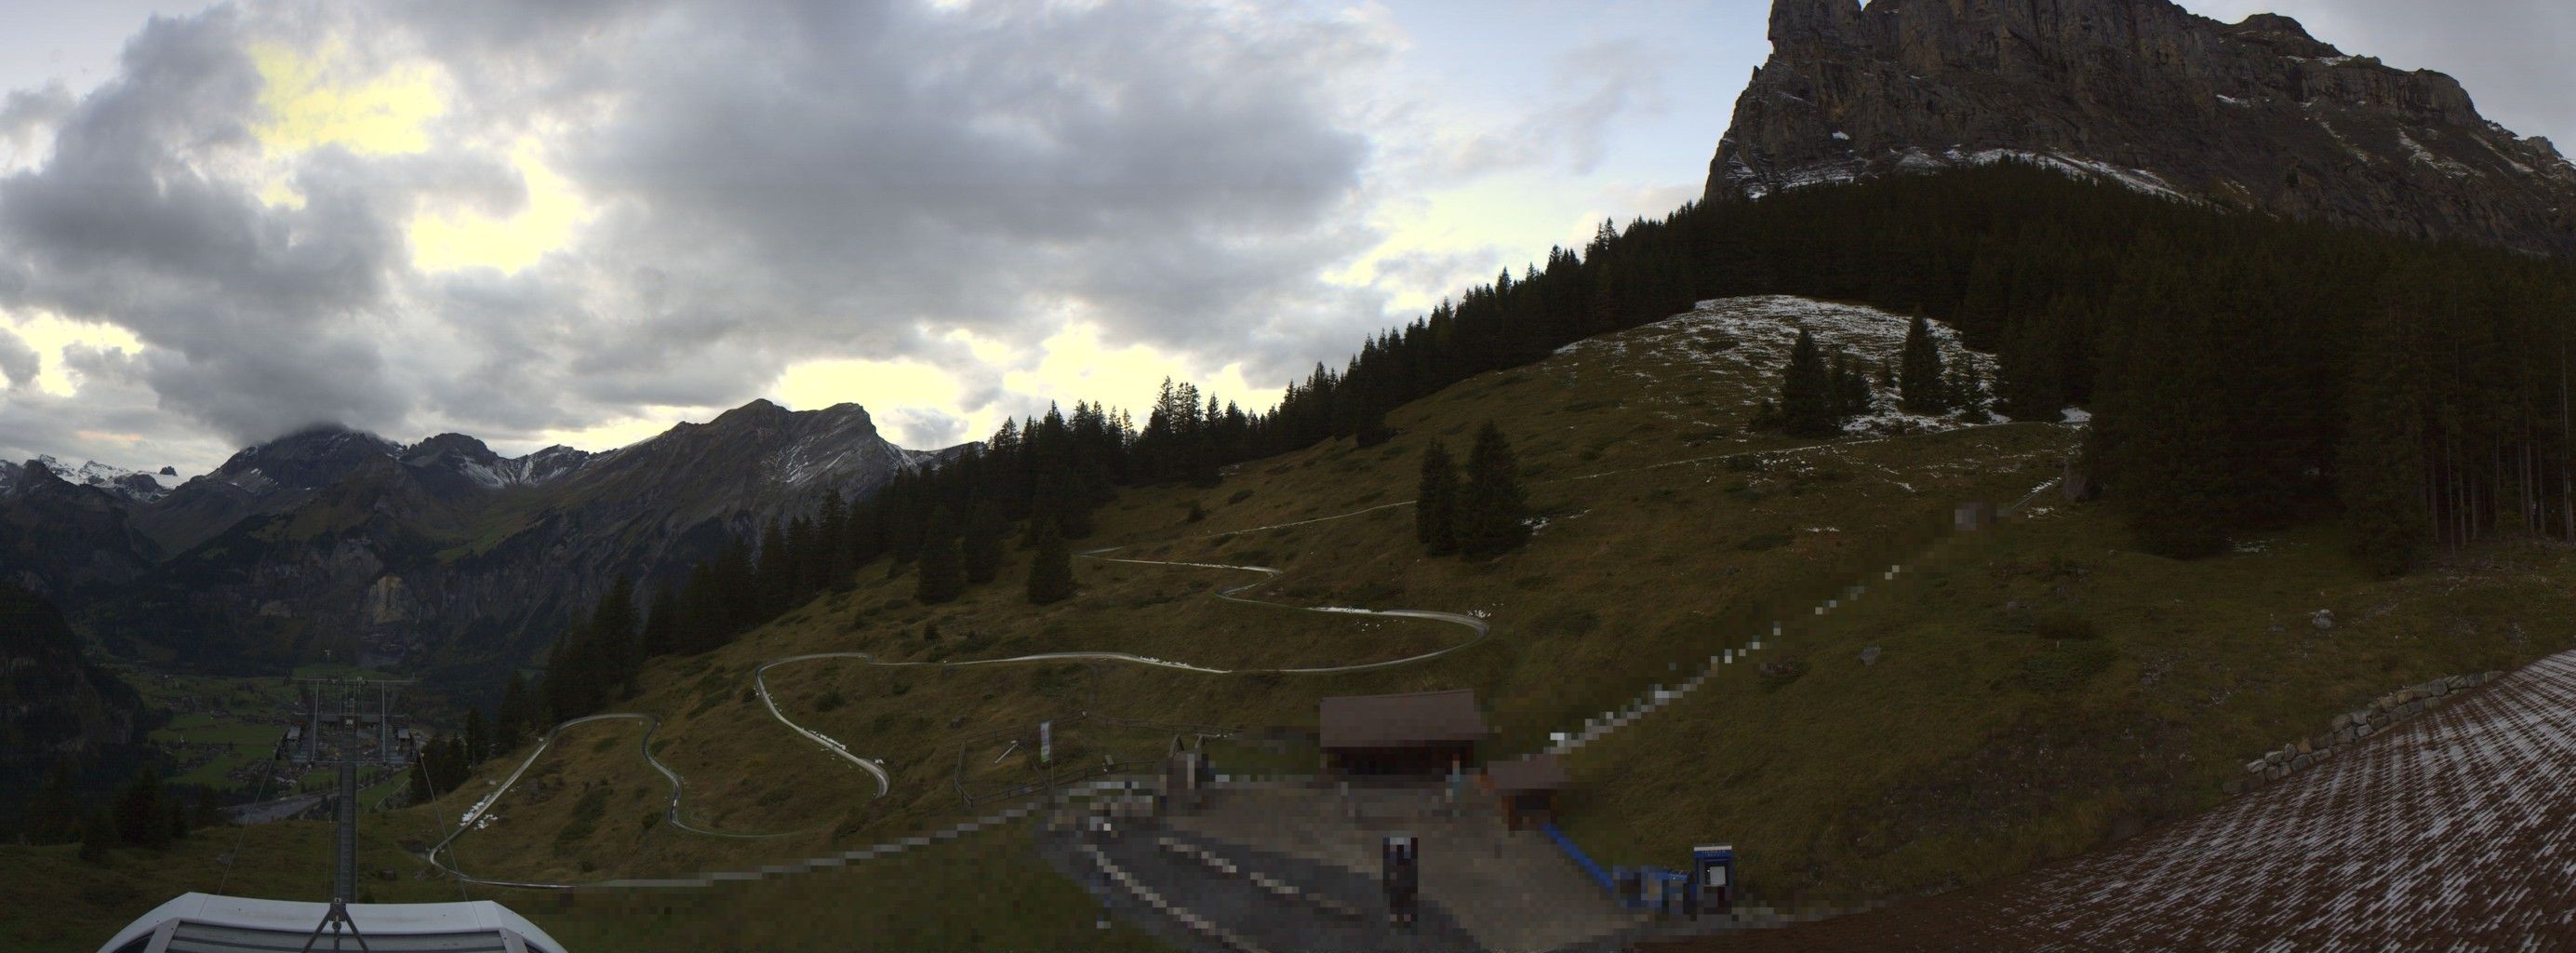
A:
[0,0,2565,474]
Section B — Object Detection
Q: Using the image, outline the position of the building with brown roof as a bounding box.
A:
[1481,753,1572,830]
[1317,689,1487,776]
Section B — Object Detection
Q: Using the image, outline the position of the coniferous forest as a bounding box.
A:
[510,161,2576,740]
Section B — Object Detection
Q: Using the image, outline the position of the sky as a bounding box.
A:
[0,0,2564,475]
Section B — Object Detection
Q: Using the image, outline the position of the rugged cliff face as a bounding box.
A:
[5,400,940,678]
[0,585,140,766]
[1711,0,2576,257]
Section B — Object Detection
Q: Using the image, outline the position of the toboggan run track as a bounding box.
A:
[424,420,2076,889]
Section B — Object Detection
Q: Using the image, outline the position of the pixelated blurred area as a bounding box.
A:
[1658,652,2576,950]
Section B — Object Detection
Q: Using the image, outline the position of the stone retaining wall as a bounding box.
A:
[2228,670,2503,794]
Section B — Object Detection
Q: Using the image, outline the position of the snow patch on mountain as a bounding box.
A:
[450,446,594,490]
[1554,295,2009,436]
[15,455,182,502]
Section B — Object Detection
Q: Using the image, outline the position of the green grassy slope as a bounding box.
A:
[1563,506,2576,903]
[26,296,2575,949]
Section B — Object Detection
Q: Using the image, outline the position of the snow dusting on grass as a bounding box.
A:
[1552,295,2009,437]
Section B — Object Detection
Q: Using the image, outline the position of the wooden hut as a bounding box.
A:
[1481,753,1571,830]
[1318,689,1487,776]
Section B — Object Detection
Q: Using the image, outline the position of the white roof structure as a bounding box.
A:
[98,893,566,953]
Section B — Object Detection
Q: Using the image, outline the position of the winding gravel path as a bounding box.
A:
[424,420,2066,890]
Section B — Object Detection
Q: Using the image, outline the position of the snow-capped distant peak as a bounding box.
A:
[25,455,180,502]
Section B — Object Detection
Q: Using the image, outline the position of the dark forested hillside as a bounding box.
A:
[517,164,2575,728]
[1252,164,2576,570]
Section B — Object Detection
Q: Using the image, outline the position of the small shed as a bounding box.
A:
[1318,689,1487,776]
[1481,753,1571,830]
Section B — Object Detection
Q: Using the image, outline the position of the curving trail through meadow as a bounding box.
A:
[423,420,2073,889]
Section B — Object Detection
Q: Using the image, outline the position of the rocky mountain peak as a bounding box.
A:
[714,397,791,423]
[1713,0,2576,257]
[214,423,400,491]
[406,433,501,465]
[1768,0,1860,47]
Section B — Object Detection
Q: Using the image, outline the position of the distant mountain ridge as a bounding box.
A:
[0,400,946,680]
[1713,0,2576,257]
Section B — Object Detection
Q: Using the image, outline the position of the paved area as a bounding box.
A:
[1666,650,2576,951]
[1162,784,1642,952]
[1042,824,1487,953]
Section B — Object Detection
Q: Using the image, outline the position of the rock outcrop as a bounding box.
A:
[0,584,140,766]
[1710,0,2576,258]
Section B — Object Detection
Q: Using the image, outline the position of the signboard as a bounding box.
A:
[1039,720,1053,765]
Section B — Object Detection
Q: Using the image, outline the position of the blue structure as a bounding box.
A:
[1541,824,1732,917]
[1692,844,1737,915]
[1540,823,1616,893]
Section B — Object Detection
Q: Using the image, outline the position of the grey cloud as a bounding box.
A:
[538,0,1383,389]
[1412,36,1670,181]
[0,0,1427,467]
[0,326,36,388]
[0,7,411,443]
[0,83,72,154]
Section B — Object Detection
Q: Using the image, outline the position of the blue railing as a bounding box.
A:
[1540,822,1618,894]
[1542,822,1706,913]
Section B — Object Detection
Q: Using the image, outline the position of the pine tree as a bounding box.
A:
[463,708,489,765]
[2342,302,2428,575]
[1998,313,2065,421]
[1025,518,1075,605]
[756,519,795,613]
[639,586,679,660]
[495,672,533,752]
[1898,314,1950,413]
[591,576,640,698]
[1829,348,1875,421]
[28,759,79,843]
[193,786,221,829]
[1416,440,1461,556]
[1457,423,1530,556]
[961,499,1006,585]
[1778,329,1837,436]
[113,766,168,849]
[915,506,966,604]
[816,490,855,588]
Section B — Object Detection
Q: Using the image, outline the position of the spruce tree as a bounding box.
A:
[961,500,1006,585]
[1777,329,1837,436]
[1830,348,1875,421]
[1998,314,2065,421]
[1457,423,1530,556]
[463,708,489,765]
[29,759,78,843]
[2342,304,2427,575]
[113,766,168,849]
[1025,518,1075,605]
[495,672,533,752]
[592,576,640,698]
[192,786,222,828]
[1416,440,1461,556]
[915,505,967,604]
[1897,314,1950,413]
[756,519,795,614]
